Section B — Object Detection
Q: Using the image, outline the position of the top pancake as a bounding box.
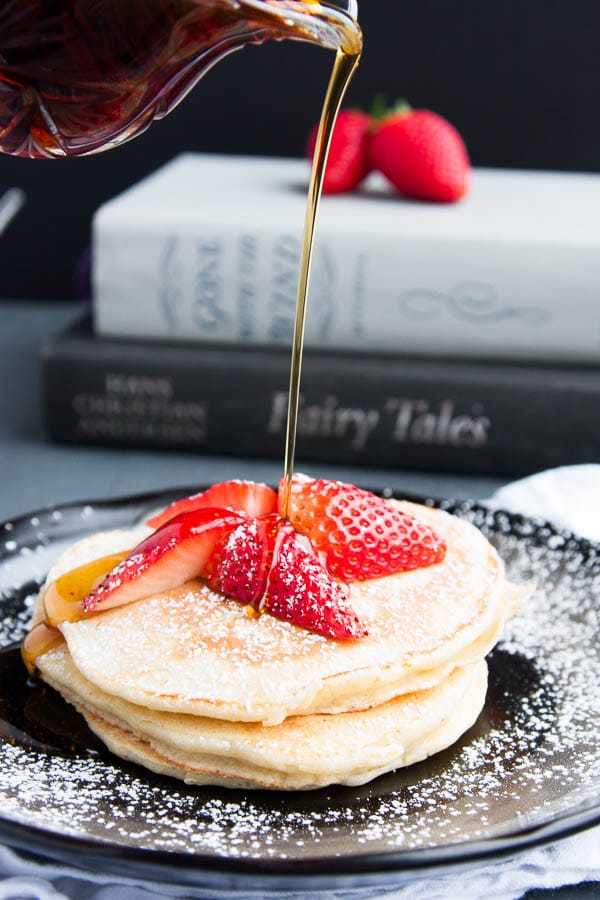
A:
[40,501,518,725]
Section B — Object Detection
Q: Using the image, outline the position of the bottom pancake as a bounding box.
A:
[39,646,487,790]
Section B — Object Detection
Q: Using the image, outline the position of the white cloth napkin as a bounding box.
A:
[1,465,599,900]
[487,464,600,542]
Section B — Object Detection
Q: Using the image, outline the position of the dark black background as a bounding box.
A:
[0,0,598,300]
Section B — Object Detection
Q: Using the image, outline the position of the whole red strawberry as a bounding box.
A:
[369,102,470,203]
[306,109,371,194]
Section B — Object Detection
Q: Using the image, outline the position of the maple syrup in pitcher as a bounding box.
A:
[0,0,361,158]
[2,0,362,745]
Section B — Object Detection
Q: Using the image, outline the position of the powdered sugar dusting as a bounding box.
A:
[0,497,599,873]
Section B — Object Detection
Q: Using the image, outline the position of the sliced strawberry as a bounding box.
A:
[147,480,277,530]
[82,507,246,614]
[206,513,366,640]
[279,475,446,582]
[265,525,367,639]
[205,514,276,607]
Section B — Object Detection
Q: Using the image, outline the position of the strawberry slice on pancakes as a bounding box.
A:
[279,475,446,582]
[147,480,277,530]
[82,507,246,614]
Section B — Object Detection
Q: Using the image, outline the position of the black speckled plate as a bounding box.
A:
[0,487,599,892]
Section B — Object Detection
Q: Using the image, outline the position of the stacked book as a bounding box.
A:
[43,154,600,476]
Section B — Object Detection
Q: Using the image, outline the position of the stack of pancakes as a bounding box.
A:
[32,501,527,790]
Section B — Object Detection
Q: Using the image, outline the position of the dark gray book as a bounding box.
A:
[42,314,600,476]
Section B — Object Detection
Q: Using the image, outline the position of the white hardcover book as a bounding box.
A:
[92,154,600,361]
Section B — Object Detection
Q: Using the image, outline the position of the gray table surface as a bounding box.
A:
[0,298,596,899]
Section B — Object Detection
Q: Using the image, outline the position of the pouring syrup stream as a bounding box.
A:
[280,41,361,517]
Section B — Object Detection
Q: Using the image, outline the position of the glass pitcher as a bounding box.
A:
[0,0,360,159]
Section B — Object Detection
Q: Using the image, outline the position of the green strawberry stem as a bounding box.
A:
[370,96,412,120]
